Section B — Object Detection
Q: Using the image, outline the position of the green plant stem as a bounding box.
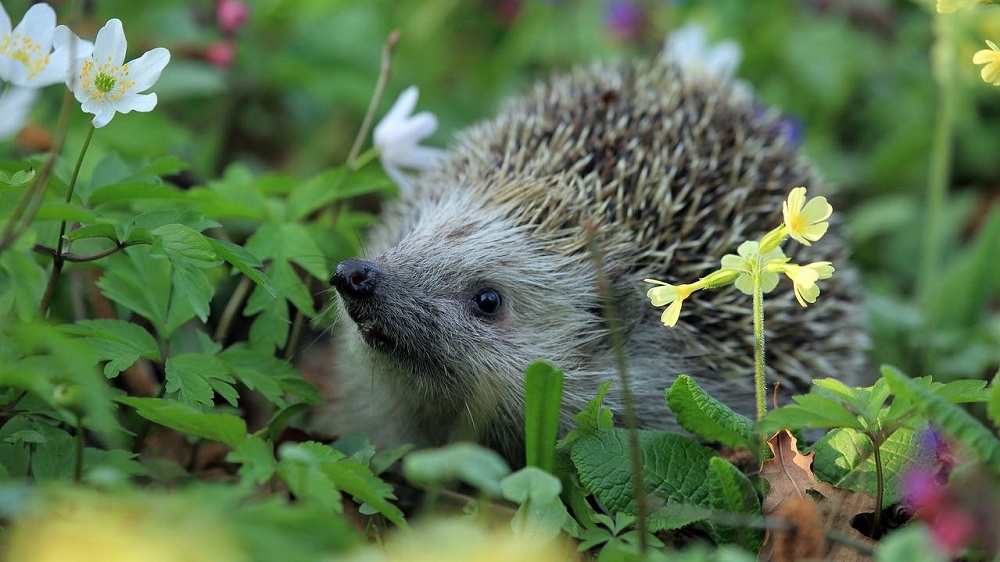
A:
[38,125,96,318]
[867,430,884,534]
[918,15,955,358]
[214,275,254,343]
[753,272,766,420]
[347,29,399,168]
[585,224,648,555]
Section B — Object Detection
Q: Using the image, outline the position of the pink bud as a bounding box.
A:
[217,0,249,33]
[205,40,235,68]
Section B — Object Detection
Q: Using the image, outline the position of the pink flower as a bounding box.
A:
[216,0,249,34]
[205,40,234,68]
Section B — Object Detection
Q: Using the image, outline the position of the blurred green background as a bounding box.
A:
[5,0,1000,383]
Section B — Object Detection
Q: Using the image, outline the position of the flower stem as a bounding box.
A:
[38,126,96,318]
[918,15,955,359]
[868,430,884,534]
[347,29,399,168]
[753,271,766,420]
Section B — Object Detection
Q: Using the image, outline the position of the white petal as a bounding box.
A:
[90,105,117,128]
[376,112,437,148]
[384,145,446,171]
[704,41,741,79]
[13,4,56,49]
[374,86,419,140]
[93,19,127,66]
[43,27,94,87]
[0,3,12,36]
[0,86,39,139]
[380,160,414,193]
[126,47,170,92]
[665,24,707,62]
[115,92,157,114]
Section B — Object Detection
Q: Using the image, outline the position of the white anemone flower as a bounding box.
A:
[0,85,37,139]
[0,3,92,87]
[69,18,169,128]
[664,23,742,81]
[373,86,446,193]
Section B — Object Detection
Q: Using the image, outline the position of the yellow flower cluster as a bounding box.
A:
[644,187,835,327]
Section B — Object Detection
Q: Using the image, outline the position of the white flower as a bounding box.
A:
[664,23,742,80]
[70,18,169,128]
[0,3,91,87]
[0,85,37,139]
[373,86,446,192]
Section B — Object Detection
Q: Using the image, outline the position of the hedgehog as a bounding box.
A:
[325,50,867,466]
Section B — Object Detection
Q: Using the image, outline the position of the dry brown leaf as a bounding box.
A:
[759,430,879,562]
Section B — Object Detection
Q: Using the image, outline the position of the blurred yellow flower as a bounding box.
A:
[644,279,701,327]
[345,518,573,562]
[937,0,984,13]
[973,40,1000,85]
[4,489,246,562]
[768,261,835,307]
[781,187,832,246]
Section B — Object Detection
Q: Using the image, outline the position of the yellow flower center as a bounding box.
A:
[79,58,135,102]
[0,33,51,79]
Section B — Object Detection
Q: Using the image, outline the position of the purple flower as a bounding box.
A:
[605,0,644,40]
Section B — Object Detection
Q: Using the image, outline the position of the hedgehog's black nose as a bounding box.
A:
[331,259,381,299]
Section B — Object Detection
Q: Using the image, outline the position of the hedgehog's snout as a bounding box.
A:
[331,258,381,300]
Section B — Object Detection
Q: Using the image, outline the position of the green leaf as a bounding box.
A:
[88,182,186,205]
[988,371,1000,430]
[218,345,288,406]
[228,436,277,485]
[164,353,239,407]
[524,361,564,472]
[151,224,221,268]
[570,429,716,513]
[64,223,117,242]
[137,155,190,177]
[759,392,863,433]
[706,457,763,550]
[97,249,196,338]
[276,442,344,513]
[34,202,98,223]
[403,442,511,497]
[0,250,46,321]
[320,457,407,528]
[501,466,575,541]
[62,319,160,378]
[666,375,757,451]
[207,238,276,296]
[118,397,247,448]
[286,167,392,222]
[811,426,919,506]
[882,365,1000,474]
[559,380,614,447]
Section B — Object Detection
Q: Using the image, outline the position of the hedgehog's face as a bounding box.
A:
[331,191,607,407]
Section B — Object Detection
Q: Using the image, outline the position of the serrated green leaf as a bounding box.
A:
[265,259,317,316]
[276,442,345,513]
[151,224,221,267]
[228,436,276,485]
[570,429,716,513]
[207,238,275,296]
[559,380,614,447]
[706,457,763,550]
[0,250,46,321]
[246,284,289,352]
[882,365,1000,474]
[321,458,407,528]
[810,426,919,507]
[403,442,511,497]
[813,378,863,410]
[932,379,989,403]
[524,361,564,473]
[218,345,288,406]
[666,375,757,451]
[165,353,239,407]
[118,396,247,448]
[760,392,863,433]
[62,319,160,378]
[170,262,214,323]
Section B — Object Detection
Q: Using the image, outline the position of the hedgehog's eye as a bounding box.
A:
[470,288,503,317]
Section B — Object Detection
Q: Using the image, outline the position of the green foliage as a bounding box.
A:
[402,442,511,498]
[524,361,565,472]
[666,375,758,453]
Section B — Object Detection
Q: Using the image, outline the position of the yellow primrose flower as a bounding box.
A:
[973,40,1000,85]
[782,187,832,246]
[768,261,834,307]
[719,241,786,296]
[644,279,701,327]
